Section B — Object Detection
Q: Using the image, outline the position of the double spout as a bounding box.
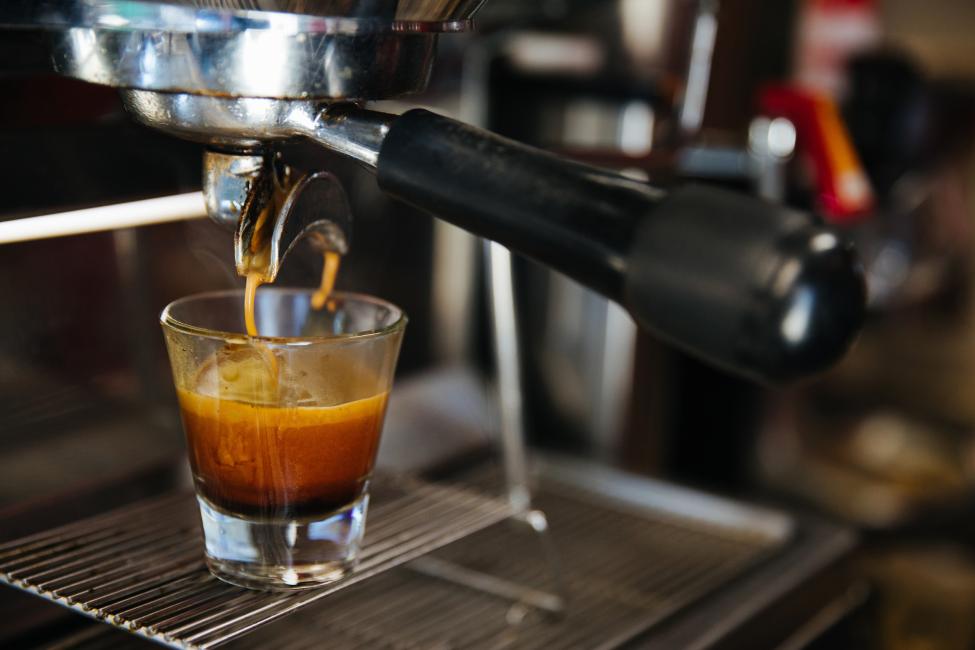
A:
[203,149,352,283]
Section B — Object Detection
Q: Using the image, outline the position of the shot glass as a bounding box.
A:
[161,288,405,590]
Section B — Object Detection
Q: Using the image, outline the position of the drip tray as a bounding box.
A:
[0,476,513,648]
[0,460,830,649]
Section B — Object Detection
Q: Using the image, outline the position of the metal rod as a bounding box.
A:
[484,241,532,514]
[679,0,719,134]
[516,509,568,616]
[408,556,563,613]
[94,571,211,612]
[0,494,187,556]
[0,192,206,244]
[298,106,392,170]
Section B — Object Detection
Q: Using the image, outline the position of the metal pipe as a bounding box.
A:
[0,193,206,244]
[298,106,392,169]
[485,240,532,514]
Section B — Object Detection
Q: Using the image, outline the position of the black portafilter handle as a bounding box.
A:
[376,109,866,383]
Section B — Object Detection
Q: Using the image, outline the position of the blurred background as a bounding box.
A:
[1,0,974,647]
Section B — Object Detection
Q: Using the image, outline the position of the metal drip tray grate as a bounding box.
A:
[0,476,514,649]
[228,493,787,650]
[0,459,795,649]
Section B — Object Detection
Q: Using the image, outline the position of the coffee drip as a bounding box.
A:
[244,250,341,338]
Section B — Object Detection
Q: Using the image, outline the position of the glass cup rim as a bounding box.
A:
[160,287,407,346]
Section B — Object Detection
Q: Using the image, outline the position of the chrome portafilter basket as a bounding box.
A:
[1,0,482,280]
[4,0,479,99]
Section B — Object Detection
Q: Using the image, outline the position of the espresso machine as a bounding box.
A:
[0,0,863,382]
[0,1,868,647]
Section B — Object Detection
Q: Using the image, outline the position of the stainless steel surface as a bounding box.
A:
[202,151,265,230]
[121,91,313,149]
[0,1,486,100]
[0,1,486,28]
[49,28,437,100]
[122,92,393,164]
[305,106,392,169]
[0,475,513,649]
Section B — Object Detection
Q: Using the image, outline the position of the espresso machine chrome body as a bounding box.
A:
[0,0,476,281]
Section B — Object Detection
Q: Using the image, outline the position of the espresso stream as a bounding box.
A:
[179,250,388,518]
[245,250,342,337]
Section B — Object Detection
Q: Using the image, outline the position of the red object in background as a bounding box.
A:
[760,84,875,224]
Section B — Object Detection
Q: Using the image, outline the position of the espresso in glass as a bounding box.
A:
[179,354,388,519]
[162,288,405,590]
